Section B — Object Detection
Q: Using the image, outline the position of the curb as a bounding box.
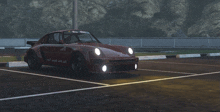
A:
[137,52,220,60]
[0,47,5,49]
[6,61,28,68]
[138,55,167,60]
[207,53,220,56]
[0,52,220,67]
[176,54,201,58]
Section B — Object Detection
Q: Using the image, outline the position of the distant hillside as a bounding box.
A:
[0,0,218,38]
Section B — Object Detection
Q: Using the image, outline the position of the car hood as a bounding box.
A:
[76,43,132,58]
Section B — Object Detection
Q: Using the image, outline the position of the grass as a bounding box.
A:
[0,56,24,62]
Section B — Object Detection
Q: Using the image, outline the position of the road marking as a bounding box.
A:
[142,61,220,67]
[138,69,194,74]
[0,68,109,86]
[1,70,220,101]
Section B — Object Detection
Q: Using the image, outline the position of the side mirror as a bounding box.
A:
[59,40,64,44]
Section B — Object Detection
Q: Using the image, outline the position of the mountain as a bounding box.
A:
[0,0,218,38]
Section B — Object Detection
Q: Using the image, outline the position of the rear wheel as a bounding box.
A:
[70,53,88,76]
[27,52,42,70]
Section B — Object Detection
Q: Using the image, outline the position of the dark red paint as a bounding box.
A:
[24,29,138,73]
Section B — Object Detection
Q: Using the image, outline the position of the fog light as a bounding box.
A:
[102,65,107,72]
[135,64,137,69]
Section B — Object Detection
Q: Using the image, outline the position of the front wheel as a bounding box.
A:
[27,52,42,70]
[70,53,89,76]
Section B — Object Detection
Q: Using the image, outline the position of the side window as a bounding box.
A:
[48,33,62,44]
[48,33,55,44]
[54,33,59,42]
[64,35,78,44]
[59,33,62,40]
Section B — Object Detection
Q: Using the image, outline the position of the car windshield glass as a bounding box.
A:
[63,31,98,44]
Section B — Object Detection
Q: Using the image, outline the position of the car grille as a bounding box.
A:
[92,59,104,64]
[92,58,138,65]
[110,64,135,72]
[109,59,136,63]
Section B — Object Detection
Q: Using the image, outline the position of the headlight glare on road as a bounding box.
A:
[95,48,101,56]
[102,65,107,72]
[128,48,133,54]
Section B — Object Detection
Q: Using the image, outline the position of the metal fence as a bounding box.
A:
[0,37,220,49]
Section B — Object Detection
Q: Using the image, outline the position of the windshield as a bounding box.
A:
[63,31,99,44]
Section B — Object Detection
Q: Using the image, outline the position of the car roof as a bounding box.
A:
[51,29,89,33]
[40,29,101,43]
[41,29,89,38]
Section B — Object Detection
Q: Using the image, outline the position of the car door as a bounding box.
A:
[53,33,72,66]
[39,34,50,63]
[52,33,65,65]
[40,33,57,65]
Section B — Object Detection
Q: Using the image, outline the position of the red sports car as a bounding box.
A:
[24,29,138,74]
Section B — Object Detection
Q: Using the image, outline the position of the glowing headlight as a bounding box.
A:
[95,48,101,56]
[135,64,137,69]
[102,65,107,72]
[128,48,133,54]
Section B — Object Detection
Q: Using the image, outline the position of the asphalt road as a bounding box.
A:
[0,57,220,112]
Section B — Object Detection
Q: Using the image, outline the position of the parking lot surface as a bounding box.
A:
[0,57,220,112]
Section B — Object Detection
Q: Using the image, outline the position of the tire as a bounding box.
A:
[70,53,89,76]
[27,52,42,70]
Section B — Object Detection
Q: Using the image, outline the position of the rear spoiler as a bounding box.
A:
[27,41,37,47]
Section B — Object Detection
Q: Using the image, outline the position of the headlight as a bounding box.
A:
[128,48,133,54]
[102,65,107,72]
[135,64,137,69]
[95,48,101,56]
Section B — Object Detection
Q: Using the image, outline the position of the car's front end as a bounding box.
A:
[89,57,138,73]
[83,44,139,73]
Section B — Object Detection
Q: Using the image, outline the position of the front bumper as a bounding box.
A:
[88,58,139,73]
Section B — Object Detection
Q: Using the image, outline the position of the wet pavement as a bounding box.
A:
[0,57,220,112]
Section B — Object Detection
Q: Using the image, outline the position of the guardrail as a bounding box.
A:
[0,37,220,61]
[0,37,220,48]
[99,38,220,48]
